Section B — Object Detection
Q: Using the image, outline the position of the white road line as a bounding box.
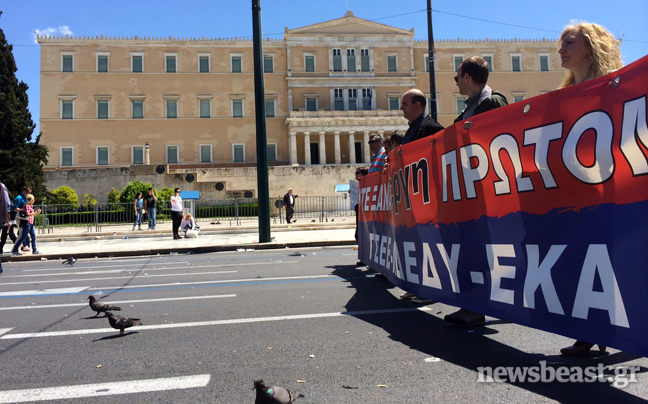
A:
[0,306,433,339]
[85,274,337,290]
[21,261,189,272]
[0,287,88,297]
[0,294,236,311]
[0,328,14,337]
[0,374,211,403]
[0,270,238,286]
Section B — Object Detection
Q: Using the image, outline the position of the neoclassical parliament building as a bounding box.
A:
[38,11,565,198]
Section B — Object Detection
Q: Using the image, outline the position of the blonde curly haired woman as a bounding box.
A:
[557,21,622,356]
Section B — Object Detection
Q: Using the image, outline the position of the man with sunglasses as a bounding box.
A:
[445,56,508,327]
[400,89,443,145]
[367,134,387,174]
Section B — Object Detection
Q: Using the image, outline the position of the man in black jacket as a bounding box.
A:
[400,88,444,145]
[282,188,298,223]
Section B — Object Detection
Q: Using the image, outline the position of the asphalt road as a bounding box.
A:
[0,247,647,403]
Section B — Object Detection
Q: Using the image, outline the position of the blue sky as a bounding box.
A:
[2,0,647,137]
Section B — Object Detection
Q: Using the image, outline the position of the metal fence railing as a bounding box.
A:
[34,195,354,233]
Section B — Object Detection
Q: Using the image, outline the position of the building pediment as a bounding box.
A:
[285,11,414,38]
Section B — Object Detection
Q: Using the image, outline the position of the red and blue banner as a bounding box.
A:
[358,55,648,357]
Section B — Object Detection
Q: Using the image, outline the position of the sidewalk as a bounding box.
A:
[0,219,357,262]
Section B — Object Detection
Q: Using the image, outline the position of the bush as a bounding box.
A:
[51,186,79,207]
[158,187,174,203]
[107,187,120,209]
[82,193,97,208]
[120,180,153,203]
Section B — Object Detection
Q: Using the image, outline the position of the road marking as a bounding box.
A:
[0,287,88,297]
[0,294,236,311]
[0,270,238,286]
[86,274,336,291]
[0,374,211,403]
[0,328,14,336]
[22,261,189,272]
[0,306,434,339]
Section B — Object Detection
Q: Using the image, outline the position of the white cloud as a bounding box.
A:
[33,26,74,43]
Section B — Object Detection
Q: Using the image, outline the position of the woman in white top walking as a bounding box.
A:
[170,187,184,240]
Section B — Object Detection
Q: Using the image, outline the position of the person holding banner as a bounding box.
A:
[556,21,622,356]
[399,89,443,145]
[444,56,509,326]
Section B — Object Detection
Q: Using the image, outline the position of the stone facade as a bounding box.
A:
[38,11,565,200]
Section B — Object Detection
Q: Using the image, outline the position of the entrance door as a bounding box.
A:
[354,142,363,164]
[310,143,319,164]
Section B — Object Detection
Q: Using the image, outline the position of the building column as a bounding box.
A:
[363,130,371,164]
[348,131,356,164]
[304,132,311,165]
[318,131,327,165]
[334,131,341,164]
[290,131,298,165]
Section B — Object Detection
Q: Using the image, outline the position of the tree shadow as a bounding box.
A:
[329,263,648,403]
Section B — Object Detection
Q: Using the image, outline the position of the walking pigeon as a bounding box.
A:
[62,255,77,266]
[253,379,304,404]
[105,311,142,336]
[88,295,121,317]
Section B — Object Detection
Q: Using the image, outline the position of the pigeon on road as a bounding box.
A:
[105,311,142,336]
[253,379,304,404]
[88,295,121,317]
[62,255,77,266]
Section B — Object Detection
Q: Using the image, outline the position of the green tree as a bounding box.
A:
[119,179,152,203]
[0,13,49,200]
[82,193,97,208]
[51,186,79,207]
[107,187,120,209]
[158,187,174,203]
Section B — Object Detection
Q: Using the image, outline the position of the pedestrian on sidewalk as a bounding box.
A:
[12,187,31,252]
[144,188,157,230]
[132,192,144,231]
[12,194,41,255]
[0,182,17,255]
[170,188,183,240]
[283,188,298,223]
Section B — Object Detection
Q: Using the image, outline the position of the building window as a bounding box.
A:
[132,100,144,119]
[131,54,143,73]
[482,54,494,72]
[388,97,399,111]
[305,97,317,112]
[387,55,397,72]
[199,99,211,118]
[97,100,109,119]
[456,96,467,114]
[166,146,178,164]
[166,99,178,118]
[263,55,274,73]
[454,55,464,72]
[97,147,109,166]
[60,147,73,167]
[424,54,430,72]
[233,144,245,162]
[333,88,344,111]
[427,95,439,116]
[267,144,277,162]
[304,54,315,72]
[362,88,372,110]
[200,145,212,163]
[512,93,526,103]
[511,54,522,72]
[132,146,144,165]
[360,49,370,72]
[232,99,244,117]
[348,89,357,111]
[96,54,109,72]
[198,55,210,73]
[347,49,356,72]
[165,54,177,73]
[231,55,242,73]
[332,49,342,72]
[539,54,550,71]
[265,98,276,117]
[60,99,74,119]
[61,54,74,72]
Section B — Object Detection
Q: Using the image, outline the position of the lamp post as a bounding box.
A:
[427,0,438,121]
[145,141,150,165]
